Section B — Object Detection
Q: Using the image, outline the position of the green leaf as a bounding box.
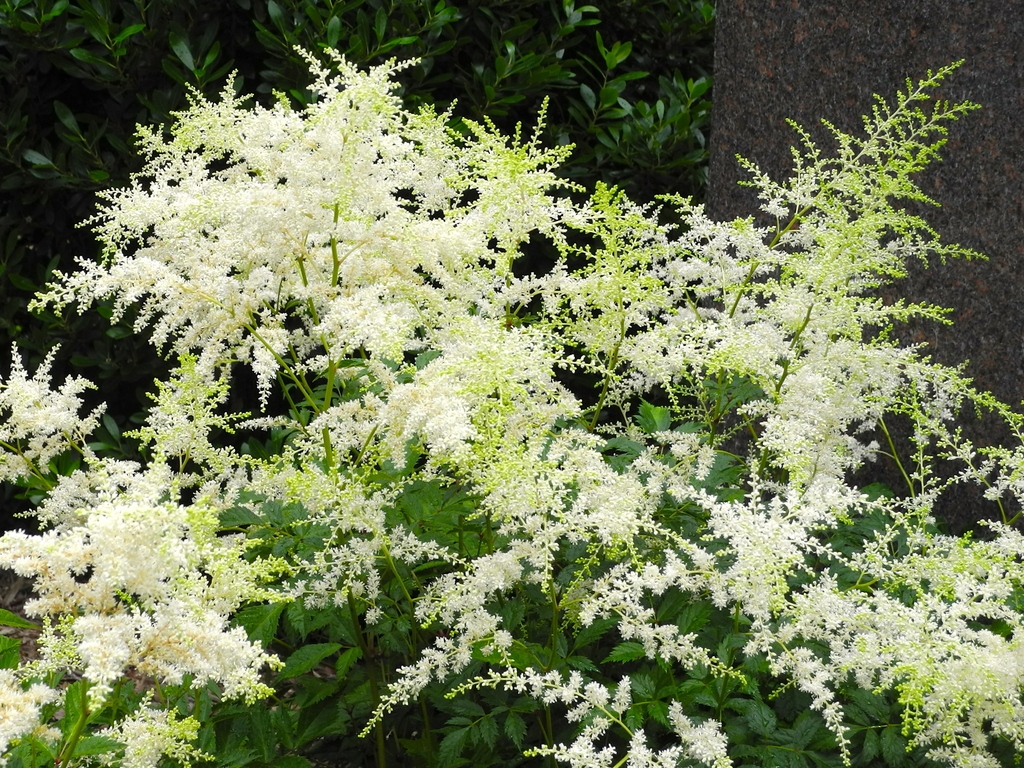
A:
[267,0,286,31]
[445,698,485,718]
[0,607,39,630]
[631,672,656,700]
[504,711,527,748]
[277,643,342,680]
[219,505,263,527]
[53,101,79,133]
[571,617,616,651]
[233,602,287,645]
[42,0,69,22]
[22,149,56,168]
[472,714,499,748]
[63,682,89,737]
[69,47,115,70]
[636,400,671,434]
[333,647,361,678]
[603,40,632,70]
[604,641,646,663]
[860,728,880,763]
[880,725,908,767]
[168,29,194,71]
[437,727,470,766]
[113,23,146,45]
[736,699,777,737]
[0,636,20,669]
[71,735,123,758]
[326,16,341,48]
[266,757,311,768]
[579,83,596,110]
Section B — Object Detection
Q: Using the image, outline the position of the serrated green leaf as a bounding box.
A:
[445,698,485,718]
[0,607,38,630]
[604,641,646,663]
[572,617,617,652]
[636,400,672,434]
[63,682,88,736]
[277,643,342,680]
[504,711,527,748]
[631,672,656,700]
[472,714,498,748]
[880,725,908,767]
[845,687,889,724]
[761,749,805,768]
[437,727,470,766]
[740,699,777,736]
[566,654,600,672]
[333,646,361,678]
[295,675,340,709]
[219,506,263,527]
[233,602,286,645]
[860,728,880,763]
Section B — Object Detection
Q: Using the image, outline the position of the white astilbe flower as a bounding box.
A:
[128,354,247,477]
[12,52,1024,768]
[32,458,143,530]
[0,670,58,762]
[230,460,393,607]
[32,51,575,402]
[703,492,825,620]
[0,464,279,705]
[100,697,208,768]
[667,704,732,768]
[382,315,578,473]
[580,557,716,668]
[0,345,102,484]
[766,523,1024,765]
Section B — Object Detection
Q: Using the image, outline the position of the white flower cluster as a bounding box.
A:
[0,670,58,763]
[0,345,102,485]
[99,697,207,768]
[0,463,278,707]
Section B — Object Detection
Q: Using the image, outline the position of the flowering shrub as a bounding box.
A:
[2,55,1024,768]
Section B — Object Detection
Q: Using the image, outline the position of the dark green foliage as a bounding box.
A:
[0,0,714,525]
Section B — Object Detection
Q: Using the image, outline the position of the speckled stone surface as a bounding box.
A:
[707,1,1024,530]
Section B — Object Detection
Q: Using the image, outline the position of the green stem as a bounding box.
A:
[588,347,620,432]
[878,416,915,497]
[546,576,560,668]
[348,593,386,768]
[55,681,91,767]
[330,203,342,288]
[543,706,556,767]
